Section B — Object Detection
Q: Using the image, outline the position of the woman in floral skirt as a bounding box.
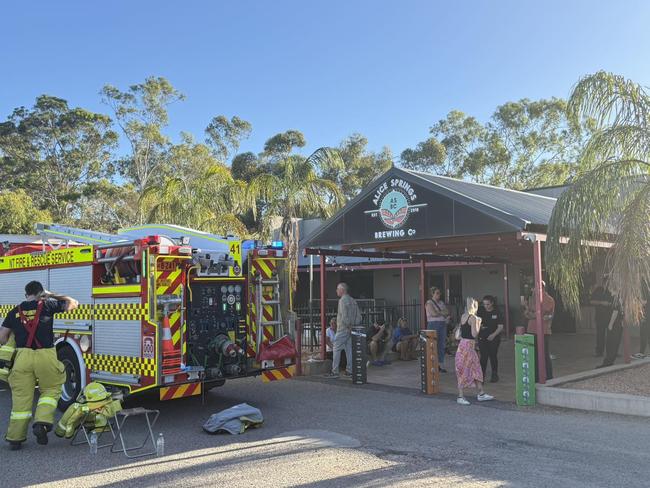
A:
[455,297,494,405]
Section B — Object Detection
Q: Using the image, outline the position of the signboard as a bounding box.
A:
[305,168,520,248]
[228,241,242,277]
[0,246,94,271]
[515,334,536,406]
[364,177,428,241]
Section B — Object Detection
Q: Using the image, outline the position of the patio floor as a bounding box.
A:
[366,333,633,401]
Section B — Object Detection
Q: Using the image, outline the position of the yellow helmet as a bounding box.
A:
[83,382,110,403]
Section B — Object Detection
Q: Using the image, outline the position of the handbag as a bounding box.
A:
[453,324,462,341]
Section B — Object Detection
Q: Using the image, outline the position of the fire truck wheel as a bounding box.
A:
[57,345,82,411]
[204,379,226,391]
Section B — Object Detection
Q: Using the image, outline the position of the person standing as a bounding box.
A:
[425,287,449,373]
[524,281,555,381]
[326,283,361,378]
[455,297,494,405]
[590,276,612,357]
[0,281,79,450]
[598,299,624,368]
[477,295,504,383]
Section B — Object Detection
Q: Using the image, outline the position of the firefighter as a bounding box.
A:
[0,281,79,450]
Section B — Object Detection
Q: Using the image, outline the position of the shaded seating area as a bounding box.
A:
[303,166,623,389]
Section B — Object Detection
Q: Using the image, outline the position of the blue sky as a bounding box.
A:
[2,1,650,159]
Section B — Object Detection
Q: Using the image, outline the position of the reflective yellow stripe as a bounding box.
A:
[37,396,58,408]
[10,411,32,420]
[93,285,141,295]
[0,245,94,270]
[0,345,15,353]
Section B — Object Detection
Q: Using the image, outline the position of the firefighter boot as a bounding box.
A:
[6,349,37,445]
[33,348,66,443]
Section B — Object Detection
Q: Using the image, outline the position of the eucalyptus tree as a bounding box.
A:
[546,72,650,325]
[400,100,593,189]
[0,95,117,222]
[101,77,184,222]
[205,115,252,162]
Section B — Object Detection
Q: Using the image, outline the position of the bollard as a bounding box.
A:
[420,330,440,395]
[515,333,536,406]
[351,328,367,385]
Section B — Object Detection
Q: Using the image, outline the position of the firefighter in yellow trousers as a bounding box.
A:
[0,281,78,450]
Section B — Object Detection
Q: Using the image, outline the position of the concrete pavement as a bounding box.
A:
[366,333,620,401]
[1,376,649,487]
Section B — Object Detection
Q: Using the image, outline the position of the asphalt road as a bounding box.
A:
[1,377,649,487]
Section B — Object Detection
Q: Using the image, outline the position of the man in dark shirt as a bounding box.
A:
[590,279,612,357]
[597,299,624,369]
[477,295,504,383]
[0,280,78,450]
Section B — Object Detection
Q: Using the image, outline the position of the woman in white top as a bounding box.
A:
[425,287,450,372]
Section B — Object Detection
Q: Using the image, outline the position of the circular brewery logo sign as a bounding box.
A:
[366,177,428,239]
[379,189,410,229]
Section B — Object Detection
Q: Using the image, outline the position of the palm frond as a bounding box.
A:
[305,147,345,174]
[546,158,648,316]
[581,125,650,168]
[606,183,650,324]
[567,71,650,128]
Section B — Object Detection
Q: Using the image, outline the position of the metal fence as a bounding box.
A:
[295,299,471,353]
[295,301,426,353]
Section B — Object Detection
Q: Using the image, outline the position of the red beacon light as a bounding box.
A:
[146,235,161,245]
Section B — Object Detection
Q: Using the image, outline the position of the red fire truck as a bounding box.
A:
[0,224,296,409]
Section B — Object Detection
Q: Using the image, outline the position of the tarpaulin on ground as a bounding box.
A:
[202,403,263,435]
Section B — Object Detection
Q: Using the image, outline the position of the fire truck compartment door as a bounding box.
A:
[0,269,49,305]
[93,297,142,358]
[49,266,93,304]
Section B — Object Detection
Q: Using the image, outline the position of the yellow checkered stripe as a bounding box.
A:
[0,304,13,318]
[57,304,93,321]
[94,303,148,321]
[0,304,93,321]
[83,353,155,377]
[0,303,147,322]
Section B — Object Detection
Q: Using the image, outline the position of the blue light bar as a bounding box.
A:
[270,241,284,249]
[242,240,257,250]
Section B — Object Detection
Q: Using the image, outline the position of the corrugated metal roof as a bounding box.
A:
[524,185,570,199]
[405,170,557,227]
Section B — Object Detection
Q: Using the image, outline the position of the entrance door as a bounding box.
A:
[426,271,462,321]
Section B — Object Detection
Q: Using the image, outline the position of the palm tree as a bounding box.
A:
[253,147,344,292]
[546,71,650,325]
[141,164,255,237]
